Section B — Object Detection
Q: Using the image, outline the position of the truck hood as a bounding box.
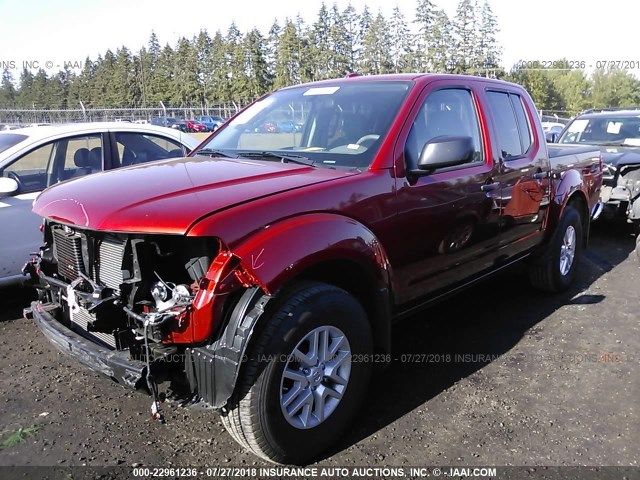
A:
[33,157,357,234]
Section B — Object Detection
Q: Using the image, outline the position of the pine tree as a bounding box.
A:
[209,31,230,103]
[341,3,360,73]
[389,6,414,73]
[0,69,17,108]
[31,69,50,109]
[430,9,455,73]
[243,28,271,99]
[113,47,138,106]
[328,4,351,76]
[91,51,115,107]
[266,20,281,83]
[152,45,175,105]
[360,11,393,75]
[17,68,35,108]
[310,2,332,80]
[476,0,502,74]
[148,31,161,62]
[295,15,313,84]
[452,0,479,74]
[225,23,248,101]
[172,37,202,106]
[195,30,214,106]
[414,0,436,70]
[274,19,304,88]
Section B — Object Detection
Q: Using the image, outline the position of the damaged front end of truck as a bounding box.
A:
[25,221,269,418]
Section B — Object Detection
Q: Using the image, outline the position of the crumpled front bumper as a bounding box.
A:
[27,301,146,389]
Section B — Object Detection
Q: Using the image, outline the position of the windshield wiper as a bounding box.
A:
[237,151,316,167]
[586,140,638,147]
[195,148,237,158]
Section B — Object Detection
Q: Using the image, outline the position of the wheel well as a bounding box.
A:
[293,259,392,356]
[567,192,590,247]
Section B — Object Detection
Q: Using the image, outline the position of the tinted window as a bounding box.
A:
[487,91,522,159]
[115,132,186,166]
[510,95,532,154]
[405,88,483,169]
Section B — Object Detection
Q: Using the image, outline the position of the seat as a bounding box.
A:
[121,147,136,166]
[88,147,102,172]
[67,148,91,179]
[167,148,184,158]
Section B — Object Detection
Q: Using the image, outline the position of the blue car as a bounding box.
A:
[198,115,226,132]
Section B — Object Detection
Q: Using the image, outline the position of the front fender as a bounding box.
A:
[231,212,392,295]
[167,213,392,345]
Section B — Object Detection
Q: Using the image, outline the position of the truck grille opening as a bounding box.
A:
[95,237,126,290]
[52,228,85,280]
[71,307,117,349]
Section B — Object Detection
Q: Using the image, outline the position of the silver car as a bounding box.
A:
[0,122,200,287]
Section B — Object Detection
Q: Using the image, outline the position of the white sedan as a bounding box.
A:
[0,122,201,287]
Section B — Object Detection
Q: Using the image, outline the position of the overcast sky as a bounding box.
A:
[0,0,638,77]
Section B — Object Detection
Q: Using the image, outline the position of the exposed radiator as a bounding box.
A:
[71,307,116,349]
[52,228,84,280]
[95,237,126,290]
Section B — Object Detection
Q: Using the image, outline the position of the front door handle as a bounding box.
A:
[481,182,500,192]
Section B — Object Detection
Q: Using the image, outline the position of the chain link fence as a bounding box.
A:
[0,103,248,127]
[539,111,572,125]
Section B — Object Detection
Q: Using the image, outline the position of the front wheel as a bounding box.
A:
[529,205,583,292]
[221,281,373,464]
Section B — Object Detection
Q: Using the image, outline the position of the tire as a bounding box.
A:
[529,205,583,292]
[635,232,640,263]
[221,281,373,464]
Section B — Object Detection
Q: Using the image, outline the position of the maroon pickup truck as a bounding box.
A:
[25,74,602,464]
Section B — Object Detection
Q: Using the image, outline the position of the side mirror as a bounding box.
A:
[411,136,475,176]
[546,132,560,143]
[0,177,19,198]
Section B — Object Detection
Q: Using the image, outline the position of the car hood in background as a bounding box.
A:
[596,146,640,168]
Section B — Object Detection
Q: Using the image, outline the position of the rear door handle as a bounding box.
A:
[481,182,500,192]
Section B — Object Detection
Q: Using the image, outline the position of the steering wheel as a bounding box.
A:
[356,134,380,147]
[5,172,23,192]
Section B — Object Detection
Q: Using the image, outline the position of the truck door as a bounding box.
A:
[484,90,551,257]
[393,82,502,305]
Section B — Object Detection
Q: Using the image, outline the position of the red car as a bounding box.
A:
[27,74,602,464]
[173,119,207,133]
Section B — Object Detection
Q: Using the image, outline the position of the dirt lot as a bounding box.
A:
[0,223,638,471]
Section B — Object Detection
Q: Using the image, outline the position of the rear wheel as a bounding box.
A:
[221,281,372,464]
[530,205,583,292]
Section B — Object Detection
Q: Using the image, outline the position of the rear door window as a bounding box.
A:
[487,91,526,159]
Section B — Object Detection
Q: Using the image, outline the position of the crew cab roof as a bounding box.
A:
[281,73,527,90]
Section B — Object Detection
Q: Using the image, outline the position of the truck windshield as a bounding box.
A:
[195,81,412,168]
[559,115,640,146]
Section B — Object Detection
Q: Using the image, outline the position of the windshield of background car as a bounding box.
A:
[559,115,640,145]
[0,133,28,155]
[196,81,412,168]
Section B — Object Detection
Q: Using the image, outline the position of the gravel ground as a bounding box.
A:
[0,223,638,472]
